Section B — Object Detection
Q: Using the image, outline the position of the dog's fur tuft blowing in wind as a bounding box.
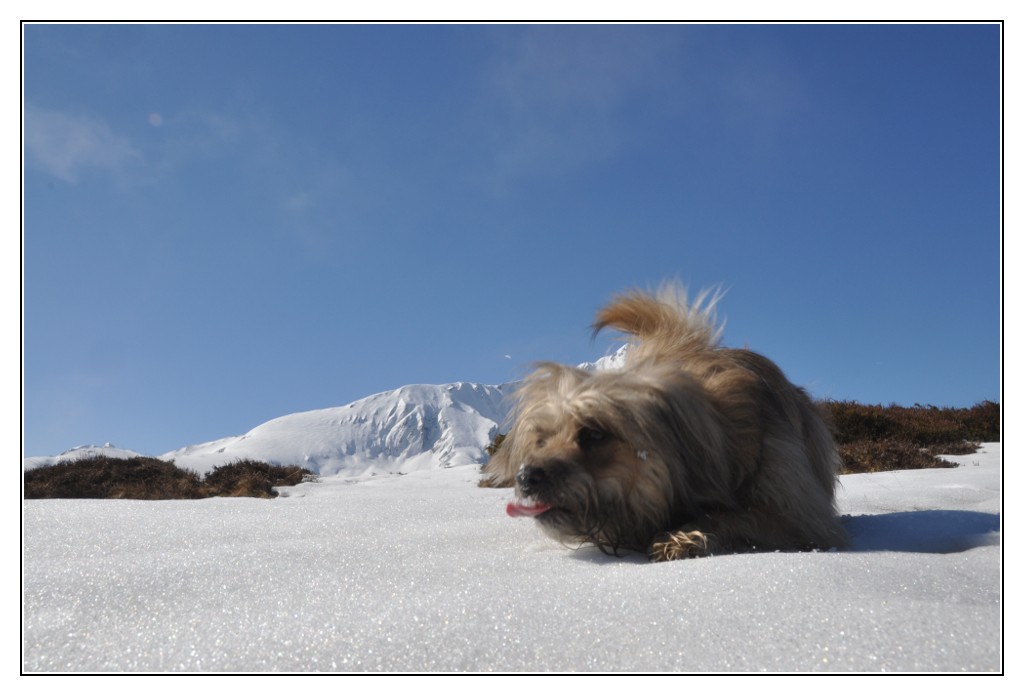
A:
[482,286,848,561]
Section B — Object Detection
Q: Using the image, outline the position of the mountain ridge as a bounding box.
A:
[24,348,630,478]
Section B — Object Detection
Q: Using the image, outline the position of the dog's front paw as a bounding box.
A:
[648,529,713,562]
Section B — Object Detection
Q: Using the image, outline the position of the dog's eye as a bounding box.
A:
[577,426,608,448]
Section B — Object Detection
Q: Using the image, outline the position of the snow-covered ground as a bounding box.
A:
[21,443,1001,673]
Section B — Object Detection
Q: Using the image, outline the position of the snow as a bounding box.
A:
[160,382,516,477]
[577,343,630,372]
[22,443,145,470]
[21,443,1001,673]
[24,382,516,479]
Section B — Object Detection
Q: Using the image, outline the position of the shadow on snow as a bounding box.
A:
[842,509,1000,554]
[562,509,1000,564]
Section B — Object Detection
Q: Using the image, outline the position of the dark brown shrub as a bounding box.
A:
[958,400,1001,442]
[480,401,1000,478]
[24,456,315,500]
[203,459,315,498]
[485,433,506,457]
[824,400,999,474]
[24,456,205,500]
[824,400,1000,447]
[837,439,957,474]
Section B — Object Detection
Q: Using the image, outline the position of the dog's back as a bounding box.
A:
[594,286,847,550]
[596,286,843,500]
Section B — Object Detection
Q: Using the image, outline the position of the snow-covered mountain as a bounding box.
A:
[25,347,635,478]
[578,343,630,372]
[160,382,515,477]
[23,443,146,470]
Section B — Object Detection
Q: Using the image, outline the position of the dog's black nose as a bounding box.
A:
[517,462,570,496]
[516,465,547,493]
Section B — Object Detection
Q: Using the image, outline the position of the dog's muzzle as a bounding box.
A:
[505,463,566,518]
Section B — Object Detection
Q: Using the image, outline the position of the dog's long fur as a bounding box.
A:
[482,286,849,561]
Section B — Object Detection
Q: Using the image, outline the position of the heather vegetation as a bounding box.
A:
[483,401,1000,476]
[823,400,1000,474]
[24,456,315,500]
[24,402,999,499]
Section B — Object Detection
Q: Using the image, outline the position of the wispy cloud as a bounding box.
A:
[481,26,683,183]
[284,191,313,213]
[24,104,142,183]
[478,27,812,186]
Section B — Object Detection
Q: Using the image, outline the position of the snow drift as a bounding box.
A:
[21,444,1001,672]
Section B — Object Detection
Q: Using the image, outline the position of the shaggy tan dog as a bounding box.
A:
[482,286,848,561]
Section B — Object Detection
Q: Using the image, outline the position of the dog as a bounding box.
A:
[481,285,849,561]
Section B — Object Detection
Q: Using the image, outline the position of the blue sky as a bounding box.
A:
[23,23,1001,457]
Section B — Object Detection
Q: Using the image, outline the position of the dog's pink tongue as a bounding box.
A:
[506,498,552,518]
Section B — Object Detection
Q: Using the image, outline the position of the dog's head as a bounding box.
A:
[485,361,728,553]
